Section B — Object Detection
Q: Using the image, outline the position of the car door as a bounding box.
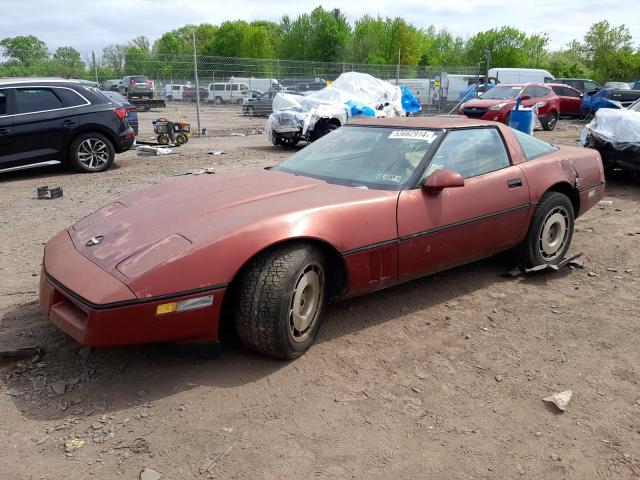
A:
[0,88,14,167]
[11,87,79,165]
[559,86,582,116]
[397,127,531,281]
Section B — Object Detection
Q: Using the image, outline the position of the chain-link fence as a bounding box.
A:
[1,48,483,135]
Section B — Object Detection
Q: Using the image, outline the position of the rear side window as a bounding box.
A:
[511,128,558,160]
[54,88,87,107]
[522,87,536,98]
[563,87,581,98]
[534,87,550,97]
[0,90,7,115]
[214,84,224,91]
[551,86,563,96]
[16,88,63,114]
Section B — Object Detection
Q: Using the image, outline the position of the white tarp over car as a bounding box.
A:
[265,72,405,145]
[583,108,640,150]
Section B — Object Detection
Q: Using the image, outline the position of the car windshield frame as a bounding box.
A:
[628,98,640,112]
[479,85,523,100]
[273,125,445,191]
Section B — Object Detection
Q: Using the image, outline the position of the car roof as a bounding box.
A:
[0,77,82,87]
[547,83,580,89]
[349,116,502,129]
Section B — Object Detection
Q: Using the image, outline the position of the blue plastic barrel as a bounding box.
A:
[508,96,534,134]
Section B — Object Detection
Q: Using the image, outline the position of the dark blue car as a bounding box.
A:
[101,90,139,135]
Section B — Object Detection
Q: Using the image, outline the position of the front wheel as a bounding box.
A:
[517,192,574,267]
[542,111,558,131]
[236,244,327,359]
[69,133,115,173]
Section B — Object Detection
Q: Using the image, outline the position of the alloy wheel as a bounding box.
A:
[77,138,110,170]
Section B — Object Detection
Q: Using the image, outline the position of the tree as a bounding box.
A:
[466,27,530,68]
[582,21,634,80]
[0,35,48,65]
[524,34,549,68]
[130,36,151,52]
[102,44,127,74]
[51,46,85,78]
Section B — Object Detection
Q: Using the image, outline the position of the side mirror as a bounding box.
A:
[423,169,465,192]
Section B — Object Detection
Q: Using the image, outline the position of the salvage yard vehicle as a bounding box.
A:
[583,98,640,174]
[118,76,154,98]
[207,82,249,104]
[459,83,561,130]
[39,116,605,359]
[0,78,135,174]
[555,78,602,94]
[243,90,279,116]
[100,90,139,135]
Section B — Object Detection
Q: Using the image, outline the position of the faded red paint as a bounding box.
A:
[40,117,605,348]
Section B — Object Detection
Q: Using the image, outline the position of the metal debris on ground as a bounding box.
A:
[598,200,613,208]
[503,253,583,277]
[37,186,63,200]
[136,145,173,156]
[207,150,226,155]
[543,390,573,411]
[175,167,215,176]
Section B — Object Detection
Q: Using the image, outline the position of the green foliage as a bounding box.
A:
[0,35,48,66]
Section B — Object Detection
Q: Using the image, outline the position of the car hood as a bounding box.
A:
[464,98,516,108]
[68,169,397,284]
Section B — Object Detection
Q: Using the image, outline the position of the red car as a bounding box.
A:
[40,117,605,359]
[548,83,584,117]
[460,83,561,131]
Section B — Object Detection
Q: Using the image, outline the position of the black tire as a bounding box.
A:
[214,96,223,105]
[68,132,115,173]
[175,133,188,145]
[518,192,574,267]
[236,244,328,360]
[542,111,558,131]
[310,122,338,142]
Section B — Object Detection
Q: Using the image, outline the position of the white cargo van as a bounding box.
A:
[488,68,554,84]
[207,82,250,104]
[163,84,188,101]
[230,77,279,93]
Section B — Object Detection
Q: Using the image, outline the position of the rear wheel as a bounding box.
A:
[542,111,558,131]
[310,121,338,142]
[214,96,223,105]
[235,244,327,359]
[517,192,574,267]
[69,132,115,173]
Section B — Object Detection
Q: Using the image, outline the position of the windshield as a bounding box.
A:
[605,82,630,90]
[273,126,443,190]
[480,86,522,100]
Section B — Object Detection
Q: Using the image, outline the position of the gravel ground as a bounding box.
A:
[1,115,639,480]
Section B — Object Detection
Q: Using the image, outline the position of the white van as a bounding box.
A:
[231,77,279,93]
[488,68,554,84]
[207,82,249,104]
[163,84,188,101]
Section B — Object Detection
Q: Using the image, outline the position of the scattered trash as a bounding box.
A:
[598,200,613,208]
[230,132,246,137]
[175,167,215,176]
[0,347,41,359]
[503,253,583,277]
[543,390,573,411]
[64,438,85,452]
[136,145,173,156]
[37,186,63,199]
[207,150,226,155]
[140,467,161,480]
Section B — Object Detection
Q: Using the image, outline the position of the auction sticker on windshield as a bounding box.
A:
[388,130,438,143]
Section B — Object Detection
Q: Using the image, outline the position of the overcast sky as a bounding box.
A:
[2,0,639,54]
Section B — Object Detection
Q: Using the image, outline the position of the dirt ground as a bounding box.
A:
[1,113,639,480]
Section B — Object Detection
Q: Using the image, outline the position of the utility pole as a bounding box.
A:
[485,49,491,83]
[192,29,202,136]
[396,49,401,84]
[92,51,99,85]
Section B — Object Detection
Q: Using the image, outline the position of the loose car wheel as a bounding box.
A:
[518,192,574,267]
[69,132,115,173]
[236,244,327,359]
[542,111,558,131]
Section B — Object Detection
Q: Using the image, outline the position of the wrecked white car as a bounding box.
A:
[265,72,406,147]
[582,98,640,173]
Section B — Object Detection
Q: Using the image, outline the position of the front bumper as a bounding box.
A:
[39,232,225,347]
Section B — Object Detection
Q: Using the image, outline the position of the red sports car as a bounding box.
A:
[460,83,561,131]
[40,117,605,359]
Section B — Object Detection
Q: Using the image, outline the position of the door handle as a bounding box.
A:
[0,128,11,135]
[62,119,76,126]
[507,178,523,188]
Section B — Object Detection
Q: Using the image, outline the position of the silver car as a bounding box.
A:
[118,76,154,98]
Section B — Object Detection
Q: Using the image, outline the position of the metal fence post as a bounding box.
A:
[92,51,98,85]
[192,29,202,136]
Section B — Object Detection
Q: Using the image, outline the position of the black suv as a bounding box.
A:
[0,78,135,174]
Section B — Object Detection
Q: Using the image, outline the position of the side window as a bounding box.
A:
[535,87,551,97]
[522,87,536,98]
[54,88,87,107]
[424,128,510,180]
[564,87,581,98]
[511,128,558,160]
[543,76,554,83]
[0,89,7,115]
[173,85,180,91]
[551,86,563,96]
[584,81,599,91]
[231,84,238,92]
[15,88,63,114]
[214,84,224,91]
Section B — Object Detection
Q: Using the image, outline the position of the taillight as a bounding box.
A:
[113,107,127,120]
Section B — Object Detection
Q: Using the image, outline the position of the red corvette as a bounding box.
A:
[40,117,605,359]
